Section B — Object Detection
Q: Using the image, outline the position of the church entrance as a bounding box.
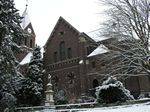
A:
[93,79,99,88]
[91,79,99,97]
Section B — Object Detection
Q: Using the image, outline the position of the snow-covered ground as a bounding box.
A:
[18,101,150,112]
[53,102,150,112]
[76,102,150,112]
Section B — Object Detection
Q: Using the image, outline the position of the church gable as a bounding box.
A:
[43,16,99,66]
[44,16,80,48]
[44,17,84,65]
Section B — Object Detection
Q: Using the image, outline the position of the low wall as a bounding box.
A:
[16,106,55,112]
[16,98,150,112]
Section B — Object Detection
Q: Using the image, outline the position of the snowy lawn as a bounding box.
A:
[17,101,150,112]
[76,102,150,112]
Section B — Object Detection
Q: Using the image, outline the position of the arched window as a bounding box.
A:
[91,79,99,97]
[30,39,33,48]
[53,51,58,62]
[67,48,72,59]
[24,38,27,46]
[59,41,65,60]
[92,61,96,68]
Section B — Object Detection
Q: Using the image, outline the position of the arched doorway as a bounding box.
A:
[93,79,99,88]
[91,79,99,97]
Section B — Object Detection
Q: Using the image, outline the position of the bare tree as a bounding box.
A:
[98,0,150,76]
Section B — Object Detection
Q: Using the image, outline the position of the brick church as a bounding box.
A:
[43,16,150,103]
[17,8,150,103]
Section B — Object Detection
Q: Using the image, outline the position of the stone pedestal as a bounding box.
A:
[45,74,54,106]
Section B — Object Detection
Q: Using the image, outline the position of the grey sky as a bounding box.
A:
[14,0,106,46]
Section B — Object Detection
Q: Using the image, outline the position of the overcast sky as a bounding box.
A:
[14,0,106,47]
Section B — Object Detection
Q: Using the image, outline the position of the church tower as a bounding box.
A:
[21,4,36,48]
[15,2,36,63]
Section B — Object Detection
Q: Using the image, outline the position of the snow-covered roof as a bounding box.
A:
[87,30,108,42]
[21,8,31,29]
[87,44,109,57]
[20,52,32,65]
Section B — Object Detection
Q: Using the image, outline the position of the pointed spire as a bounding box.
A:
[21,0,31,29]
[21,0,36,37]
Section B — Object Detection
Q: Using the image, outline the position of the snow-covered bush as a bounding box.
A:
[95,76,134,104]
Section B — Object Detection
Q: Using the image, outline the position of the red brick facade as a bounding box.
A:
[43,17,96,103]
[43,17,150,102]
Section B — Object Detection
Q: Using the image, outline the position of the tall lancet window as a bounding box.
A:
[24,38,27,46]
[30,39,33,48]
[59,41,65,60]
[67,48,72,59]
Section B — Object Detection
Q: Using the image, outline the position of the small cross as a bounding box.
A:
[26,0,28,8]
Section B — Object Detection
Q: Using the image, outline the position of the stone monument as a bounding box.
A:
[45,74,54,106]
